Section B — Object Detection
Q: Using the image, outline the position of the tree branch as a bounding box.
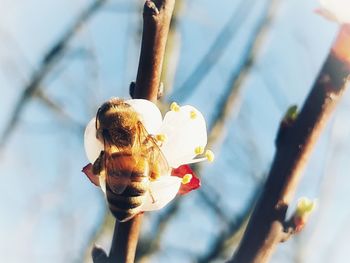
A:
[93,1,176,262]
[132,0,175,101]
[229,26,350,263]
[108,214,144,263]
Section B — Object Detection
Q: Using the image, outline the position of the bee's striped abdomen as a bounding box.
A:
[106,153,150,222]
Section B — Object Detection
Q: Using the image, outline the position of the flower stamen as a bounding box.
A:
[170,102,180,112]
[205,150,215,162]
[155,134,167,143]
[186,150,215,165]
[194,146,205,155]
[190,110,197,119]
[182,174,192,184]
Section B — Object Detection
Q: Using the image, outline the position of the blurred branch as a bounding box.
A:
[197,187,231,225]
[136,185,235,262]
[0,29,32,84]
[136,201,180,261]
[34,90,85,131]
[197,191,258,263]
[0,29,98,127]
[229,26,350,263]
[194,8,280,260]
[135,186,232,262]
[159,0,182,94]
[0,0,107,148]
[82,210,111,263]
[93,1,176,262]
[207,0,278,135]
[170,0,255,102]
[101,2,137,13]
[190,3,280,258]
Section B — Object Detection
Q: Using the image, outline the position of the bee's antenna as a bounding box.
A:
[95,107,102,131]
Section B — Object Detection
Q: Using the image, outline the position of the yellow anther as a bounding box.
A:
[205,150,215,162]
[170,102,180,112]
[190,110,197,119]
[155,134,167,143]
[182,174,192,184]
[195,146,205,155]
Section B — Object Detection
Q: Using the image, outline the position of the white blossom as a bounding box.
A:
[84,99,211,211]
[317,0,350,23]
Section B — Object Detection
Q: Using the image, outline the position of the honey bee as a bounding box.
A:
[92,98,169,222]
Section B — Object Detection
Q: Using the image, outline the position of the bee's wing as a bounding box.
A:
[135,121,170,178]
[102,130,133,195]
[104,149,133,194]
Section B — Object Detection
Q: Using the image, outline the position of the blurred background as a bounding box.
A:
[1,0,349,262]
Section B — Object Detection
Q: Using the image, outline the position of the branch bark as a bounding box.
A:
[133,0,175,101]
[93,1,176,262]
[229,26,350,263]
[108,214,144,263]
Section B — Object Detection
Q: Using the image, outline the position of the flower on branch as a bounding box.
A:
[317,0,350,23]
[83,99,213,218]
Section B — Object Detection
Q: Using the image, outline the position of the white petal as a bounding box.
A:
[140,176,182,211]
[126,99,163,134]
[84,118,104,163]
[319,0,350,23]
[159,105,207,168]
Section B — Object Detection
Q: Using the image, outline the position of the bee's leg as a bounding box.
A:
[129,81,136,99]
[92,151,105,175]
[129,81,163,100]
[150,163,161,181]
[149,188,156,204]
[157,82,164,100]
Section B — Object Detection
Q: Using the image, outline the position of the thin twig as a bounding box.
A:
[0,0,107,148]
[135,201,180,261]
[34,90,85,131]
[170,0,255,102]
[159,0,182,94]
[197,191,258,263]
[132,0,176,101]
[97,1,176,262]
[229,26,350,263]
[208,0,278,137]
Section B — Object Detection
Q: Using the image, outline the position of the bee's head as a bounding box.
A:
[96,98,139,147]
